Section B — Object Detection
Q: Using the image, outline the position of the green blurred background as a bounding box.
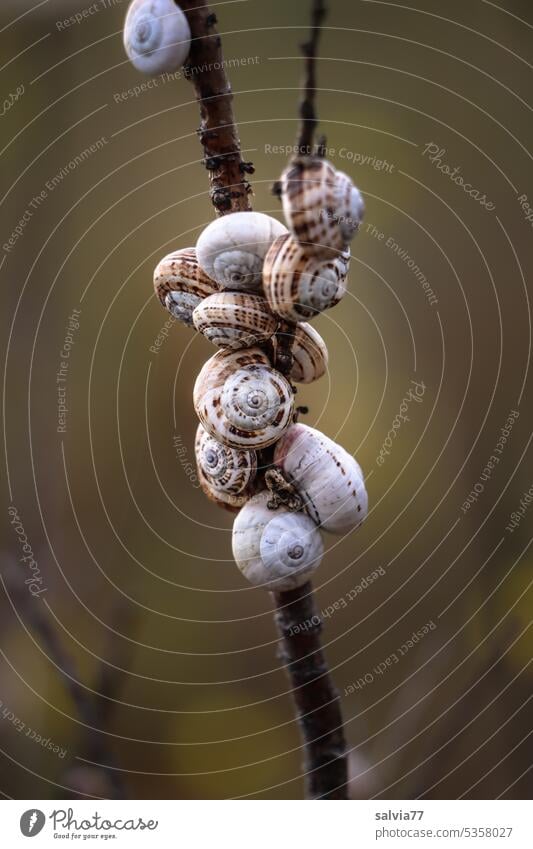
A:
[1,0,532,799]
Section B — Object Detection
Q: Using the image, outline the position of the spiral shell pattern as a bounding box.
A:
[196,212,287,292]
[153,248,219,325]
[273,423,368,534]
[123,0,191,76]
[281,158,364,256]
[195,425,257,510]
[232,492,324,590]
[193,292,278,349]
[263,234,350,322]
[193,347,295,449]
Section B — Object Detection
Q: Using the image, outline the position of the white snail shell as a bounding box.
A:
[263,233,350,322]
[280,158,364,256]
[232,492,324,591]
[192,292,278,349]
[153,247,219,325]
[123,0,191,76]
[193,347,295,450]
[195,425,257,511]
[288,323,329,384]
[196,211,288,292]
[273,423,368,534]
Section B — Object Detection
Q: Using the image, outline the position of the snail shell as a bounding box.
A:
[263,233,350,322]
[193,292,278,349]
[123,0,191,76]
[334,170,365,245]
[196,212,287,292]
[273,423,368,534]
[195,425,257,511]
[232,492,324,591]
[193,347,295,450]
[280,158,364,256]
[153,248,219,325]
[288,323,329,384]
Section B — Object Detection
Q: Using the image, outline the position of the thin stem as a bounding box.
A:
[179,1,254,215]
[273,582,348,798]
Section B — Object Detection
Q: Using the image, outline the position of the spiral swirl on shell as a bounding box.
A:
[232,492,324,590]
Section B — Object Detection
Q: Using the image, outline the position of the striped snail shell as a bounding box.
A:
[334,170,365,245]
[263,233,350,322]
[123,0,191,76]
[280,158,364,256]
[232,492,324,591]
[273,423,368,534]
[288,323,329,384]
[193,292,278,349]
[193,347,295,450]
[195,425,257,511]
[153,247,219,326]
[196,212,287,292]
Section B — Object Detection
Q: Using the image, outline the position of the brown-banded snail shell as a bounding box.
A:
[273,423,368,534]
[232,491,324,591]
[280,158,364,256]
[195,425,257,511]
[123,0,191,76]
[193,347,295,450]
[192,292,278,349]
[196,211,287,292]
[153,247,219,326]
[263,233,350,322]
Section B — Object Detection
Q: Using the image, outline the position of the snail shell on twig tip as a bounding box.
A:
[273,423,368,534]
[123,0,191,76]
[193,348,295,450]
[196,212,288,292]
[232,492,324,591]
[153,248,219,325]
[280,158,364,255]
[263,233,350,322]
[193,292,278,349]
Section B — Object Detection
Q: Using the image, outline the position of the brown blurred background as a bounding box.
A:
[1,0,532,799]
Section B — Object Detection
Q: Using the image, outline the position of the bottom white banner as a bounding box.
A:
[1,800,528,847]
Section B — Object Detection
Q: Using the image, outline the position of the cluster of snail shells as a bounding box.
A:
[150,155,366,590]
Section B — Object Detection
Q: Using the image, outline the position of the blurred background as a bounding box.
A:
[0,0,532,800]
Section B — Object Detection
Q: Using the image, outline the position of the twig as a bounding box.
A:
[179,1,254,215]
[274,582,348,798]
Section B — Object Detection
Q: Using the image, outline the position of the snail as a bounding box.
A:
[232,491,324,591]
[287,322,329,384]
[273,423,368,534]
[153,247,219,326]
[123,0,191,76]
[192,291,278,349]
[196,211,287,292]
[280,158,364,256]
[263,233,350,322]
[195,425,257,511]
[193,347,295,450]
